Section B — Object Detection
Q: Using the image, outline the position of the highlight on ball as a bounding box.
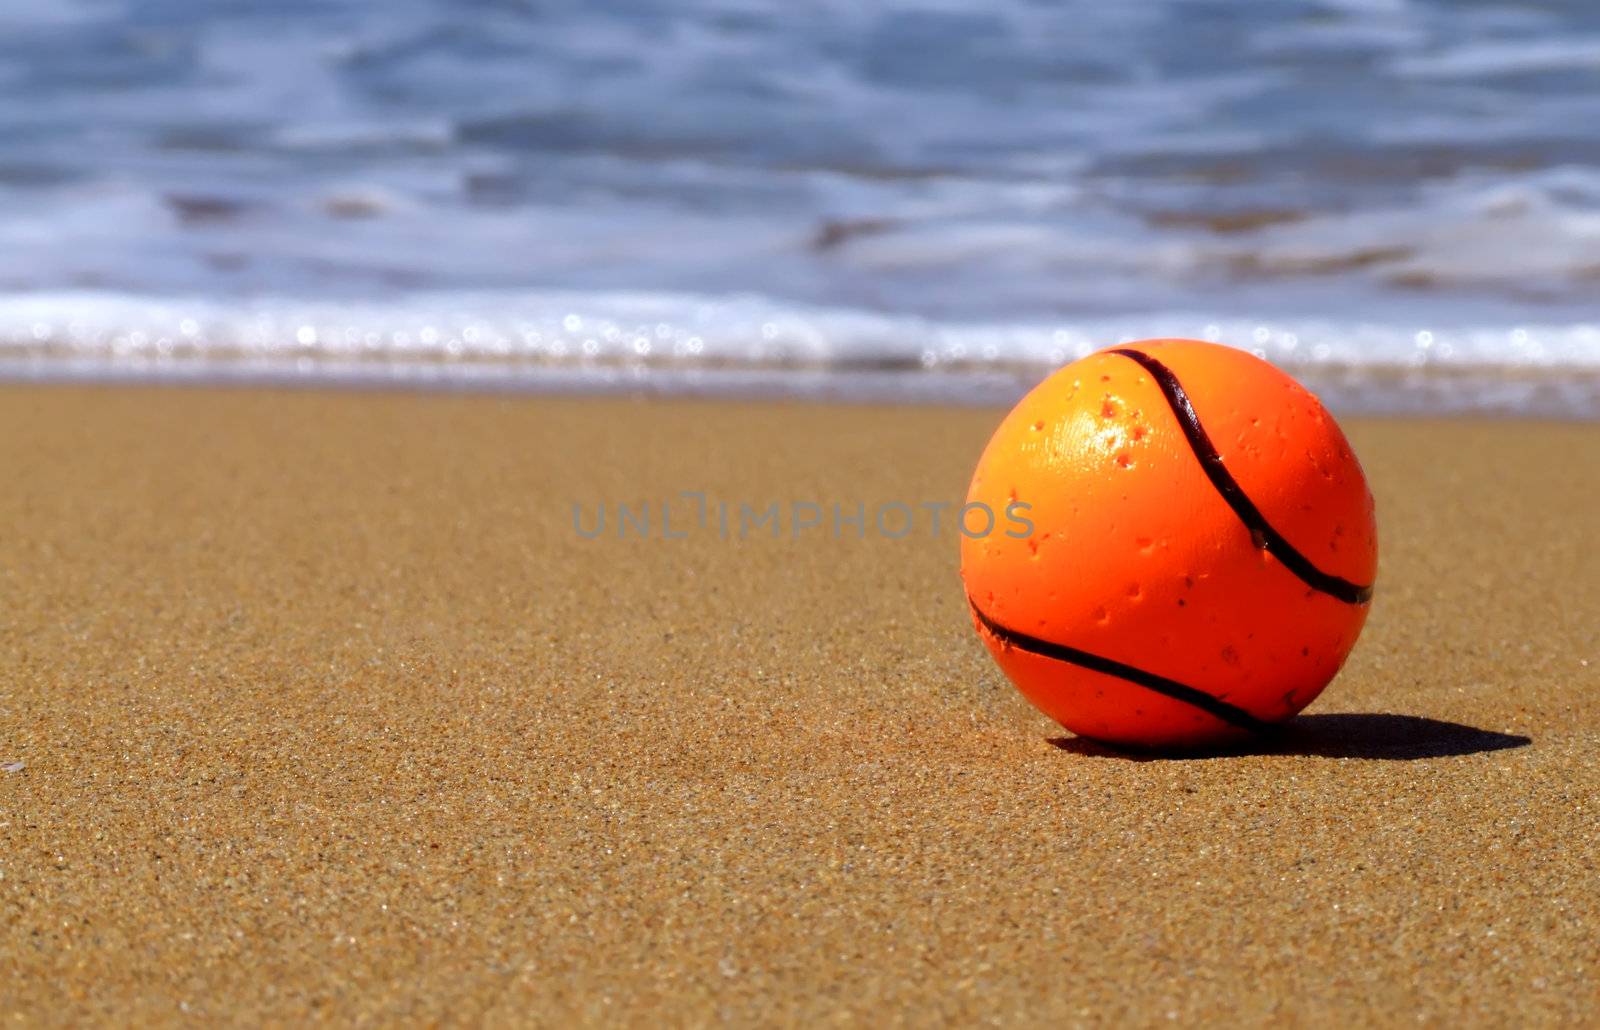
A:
[961,338,1378,750]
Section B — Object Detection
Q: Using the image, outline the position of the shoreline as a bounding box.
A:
[3,359,1600,419]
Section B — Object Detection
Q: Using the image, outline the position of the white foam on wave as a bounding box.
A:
[2,289,1598,416]
[1194,168,1600,294]
[1391,37,1600,79]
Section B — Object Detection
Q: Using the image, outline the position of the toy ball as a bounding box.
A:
[961,339,1377,750]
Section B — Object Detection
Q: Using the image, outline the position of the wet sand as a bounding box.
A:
[1,386,1596,1024]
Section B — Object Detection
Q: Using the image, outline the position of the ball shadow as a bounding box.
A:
[1048,713,1532,762]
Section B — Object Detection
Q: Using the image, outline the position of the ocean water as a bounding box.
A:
[2,0,1599,413]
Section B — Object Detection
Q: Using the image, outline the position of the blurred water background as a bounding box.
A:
[2,0,1599,412]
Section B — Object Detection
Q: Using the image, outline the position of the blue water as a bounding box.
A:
[2,0,1599,411]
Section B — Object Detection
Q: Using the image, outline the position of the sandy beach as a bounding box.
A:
[1,385,1596,1024]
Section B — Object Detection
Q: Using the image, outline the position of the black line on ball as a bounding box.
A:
[1109,347,1374,606]
[969,599,1272,733]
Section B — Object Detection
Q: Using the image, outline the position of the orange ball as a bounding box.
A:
[961,339,1377,750]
